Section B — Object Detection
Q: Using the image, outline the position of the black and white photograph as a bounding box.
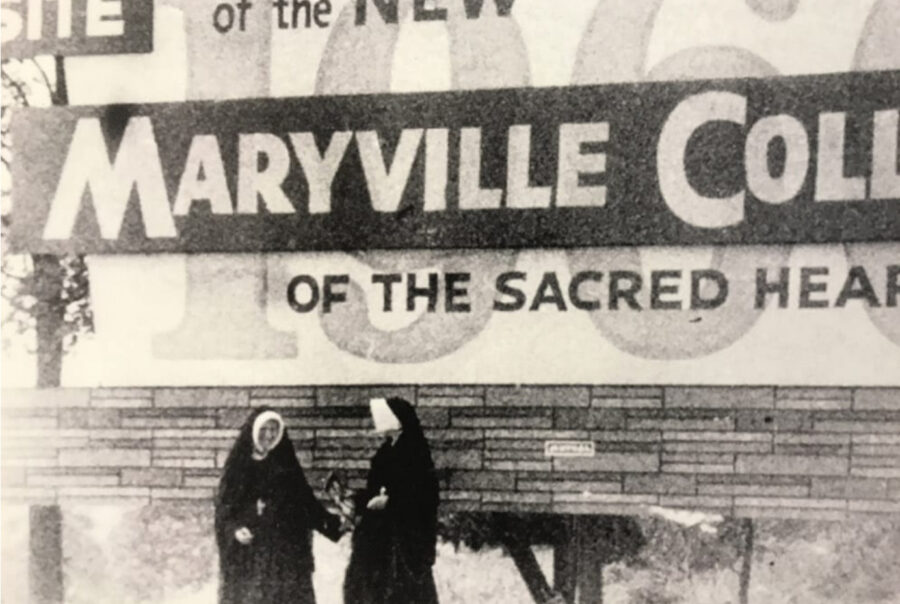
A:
[1,0,899,602]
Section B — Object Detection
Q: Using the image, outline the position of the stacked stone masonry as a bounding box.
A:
[2,386,899,519]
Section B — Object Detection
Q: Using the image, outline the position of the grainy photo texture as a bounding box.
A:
[1,0,899,603]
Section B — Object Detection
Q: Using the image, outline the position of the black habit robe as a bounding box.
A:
[215,407,340,604]
[344,398,441,604]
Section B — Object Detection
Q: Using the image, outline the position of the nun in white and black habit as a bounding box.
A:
[343,396,441,604]
[214,407,341,604]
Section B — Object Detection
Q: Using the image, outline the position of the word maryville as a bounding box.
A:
[38,99,899,240]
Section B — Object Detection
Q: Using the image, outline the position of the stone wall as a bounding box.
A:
[2,385,899,518]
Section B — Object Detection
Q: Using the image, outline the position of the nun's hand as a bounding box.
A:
[367,487,389,510]
[234,527,254,545]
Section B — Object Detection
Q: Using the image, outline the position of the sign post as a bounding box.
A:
[3,0,153,596]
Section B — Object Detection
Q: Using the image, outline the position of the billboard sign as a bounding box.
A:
[8,70,899,254]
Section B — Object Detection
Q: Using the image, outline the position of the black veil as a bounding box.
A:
[385,396,435,472]
[214,407,300,549]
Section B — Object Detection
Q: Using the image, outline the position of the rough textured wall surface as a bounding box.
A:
[2,385,899,518]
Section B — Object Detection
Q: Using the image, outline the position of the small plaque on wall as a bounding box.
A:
[544,441,596,458]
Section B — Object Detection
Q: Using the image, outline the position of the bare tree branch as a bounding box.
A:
[31,57,53,98]
[1,58,94,374]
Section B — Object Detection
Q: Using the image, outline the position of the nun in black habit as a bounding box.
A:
[215,407,341,604]
[343,396,441,604]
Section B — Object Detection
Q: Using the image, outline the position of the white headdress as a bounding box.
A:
[252,410,285,456]
[369,398,401,434]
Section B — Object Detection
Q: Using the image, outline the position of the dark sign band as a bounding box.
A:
[1,0,152,58]
[8,70,900,254]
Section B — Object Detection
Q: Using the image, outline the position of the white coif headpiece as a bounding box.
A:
[370,398,401,434]
[252,410,285,454]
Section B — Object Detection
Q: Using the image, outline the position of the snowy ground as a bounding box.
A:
[3,503,900,604]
